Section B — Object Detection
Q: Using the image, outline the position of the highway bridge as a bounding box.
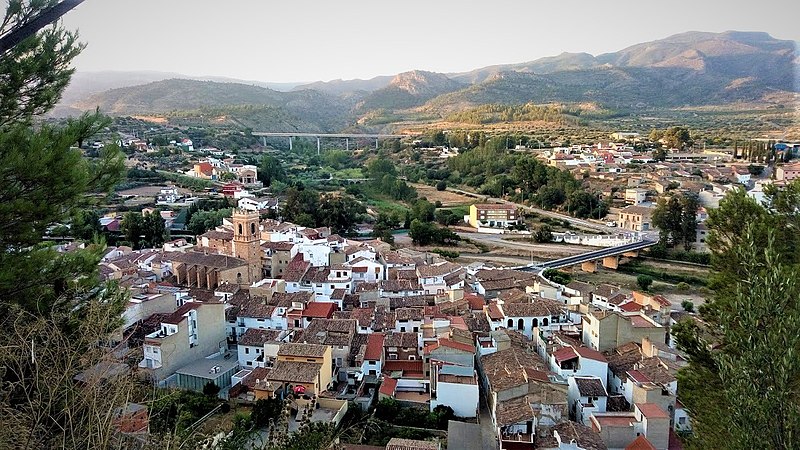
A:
[515,238,659,272]
[252,131,406,153]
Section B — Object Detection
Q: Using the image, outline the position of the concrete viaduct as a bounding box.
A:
[515,238,659,273]
[252,132,406,154]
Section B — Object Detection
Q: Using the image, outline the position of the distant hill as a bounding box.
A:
[294,75,394,96]
[72,79,351,131]
[355,70,464,111]
[52,71,301,117]
[55,31,798,130]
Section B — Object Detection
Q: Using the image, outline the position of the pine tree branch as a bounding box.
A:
[0,0,85,55]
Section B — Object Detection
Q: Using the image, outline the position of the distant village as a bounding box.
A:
[75,130,800,450]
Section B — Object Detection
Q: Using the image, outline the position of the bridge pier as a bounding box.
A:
[261,137,267,147]
[317,137,321,155]
[375,138,379,150]
[623,251,638,257]
[289,136,293,151]
[581,261,597,273]
[346,138,349,151]
[602,256,619,269]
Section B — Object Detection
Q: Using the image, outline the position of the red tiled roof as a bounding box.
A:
[486,303,503,320]
[379,376,397,396]
[424,338,475,355]
[627,370,650,383]
[162,302,201,325]
[301,302,336,319]
[364,333,384,361]
[553,346,579,363]
[620,302,643,312]
[575,346,608,363]
[383,360,424,376]
[464,293,485,311]
[636,402,669,419]
[625,435,657,450]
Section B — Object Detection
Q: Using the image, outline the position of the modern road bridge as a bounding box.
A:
[515,238,659,272]
[252,131,406,154]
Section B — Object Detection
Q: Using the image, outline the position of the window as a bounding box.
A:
[251,223,256,235]
[543,318,549,326]
[507,319,514,328]
[245,347,250,354]
[238,224,243,235]
[517,318,524,330]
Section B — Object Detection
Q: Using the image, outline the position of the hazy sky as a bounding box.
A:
[61,0,800,83]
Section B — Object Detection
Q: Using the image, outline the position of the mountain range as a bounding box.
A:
[55,31,799,131]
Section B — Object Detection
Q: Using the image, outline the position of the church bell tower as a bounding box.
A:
[232,209,262,282]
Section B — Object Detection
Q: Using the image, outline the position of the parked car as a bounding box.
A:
[606,221,617,227]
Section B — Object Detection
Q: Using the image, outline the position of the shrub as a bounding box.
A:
[637,274,654,291]
[436,180,447,191]
[681,300,695,313]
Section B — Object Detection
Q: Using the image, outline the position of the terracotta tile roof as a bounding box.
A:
[383,360,424,377]
[239,328,281,346]
[355,282,379,293]
[200,230,233,241]
[473,203,516,211]
[625,435,656,450]
[302,319,356,347]
[277,342,328,358]
[396,307,424,321]
[481,346,549,392]
[636,402,669,419]
[269,291,312,307]
[350,307,374,327]
[537,421,608,450]
[575,377,607,397]
[303,267,332,284]
[283,254,310,282]
[627,369,650,383]
[379,376,397,396]
[495,395,535,426]
[501,298,565,317]
[424,338,475,355]
[608,293,630,305]
[168,251,247,269]
[301,302,336,319]
[575,346,608,362]
[240,298,275,319]
[464,293,485,311]
[416,262,461,278]
[162,302,202,325]
[385,332,418,348]
[620,302,643,312]
[364,333,384,360]
[593,284,622,299]
[261,241,294,251]
[389,296,433,309]
[267,360,321,384]
[486,303,503,320]
[386,438,438,450]
[381,279,421,292]
[552,346,578,363]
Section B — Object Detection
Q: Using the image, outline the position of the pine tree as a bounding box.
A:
[0,2,132,448]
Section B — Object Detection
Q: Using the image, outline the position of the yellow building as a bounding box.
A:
[468,203,519,229]
[266,343,333,396]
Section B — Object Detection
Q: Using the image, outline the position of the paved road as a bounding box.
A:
[447,187,610,233]
[457,231,590,255]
